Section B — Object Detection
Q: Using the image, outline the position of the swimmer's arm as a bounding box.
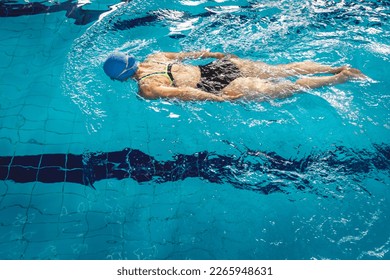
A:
[150,51,228,61]
[142,85,232,101]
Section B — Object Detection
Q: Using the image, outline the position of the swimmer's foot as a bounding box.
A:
[330,66,349,74]
[340,68,367,80]
[330,67,367,79]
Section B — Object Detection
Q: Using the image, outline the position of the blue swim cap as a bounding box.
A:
[103,52,138,81]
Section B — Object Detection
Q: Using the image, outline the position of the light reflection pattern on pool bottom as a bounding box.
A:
[0,144,389,259]
[0,176,389,260]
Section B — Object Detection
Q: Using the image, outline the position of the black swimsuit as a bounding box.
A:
[197,59,241,93]
[139,59,241,93]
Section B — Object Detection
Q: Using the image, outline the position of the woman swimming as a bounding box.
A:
[103,51,365,101]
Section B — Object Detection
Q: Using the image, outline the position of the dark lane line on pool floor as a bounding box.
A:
[0,1,254,29]
[0,0,119,25]
[0,145,388,195]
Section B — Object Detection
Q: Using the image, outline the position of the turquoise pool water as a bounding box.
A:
[0,0,389,259]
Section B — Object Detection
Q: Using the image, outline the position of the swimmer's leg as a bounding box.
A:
[230,58,349,78]
[222,77,300,100]
[273,61,348,76]
[222,71,357,100]
[274,63,366,80]
[295,71,351,89]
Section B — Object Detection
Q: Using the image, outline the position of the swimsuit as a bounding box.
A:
[197,59,241,93]
[139,59,241,93]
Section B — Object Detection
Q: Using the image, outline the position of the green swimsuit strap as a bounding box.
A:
[138,63,175,85]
